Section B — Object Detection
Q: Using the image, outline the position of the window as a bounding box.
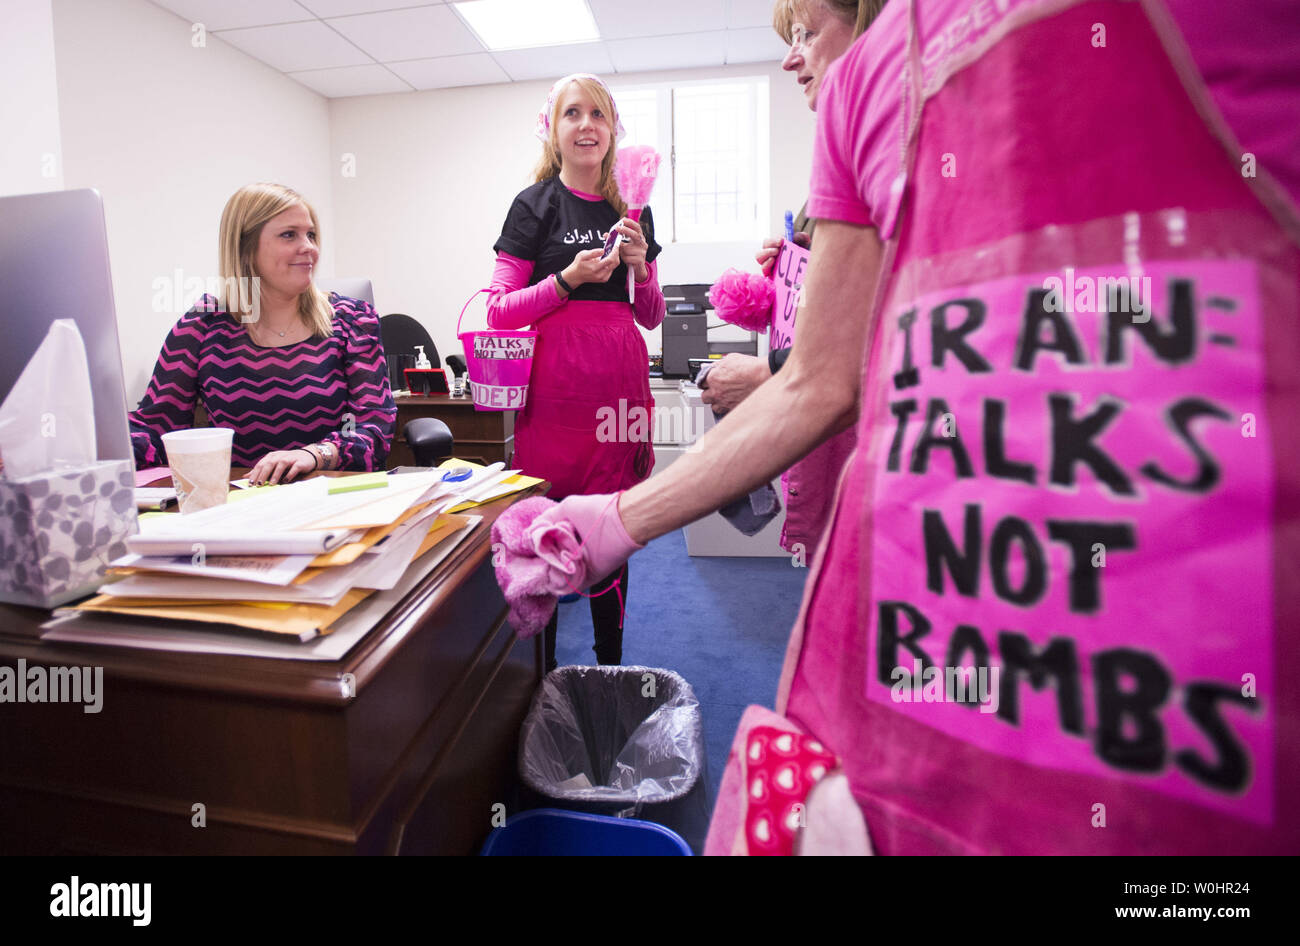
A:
[611,77,770,244]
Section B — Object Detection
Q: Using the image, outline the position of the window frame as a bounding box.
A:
[609,75,771,245]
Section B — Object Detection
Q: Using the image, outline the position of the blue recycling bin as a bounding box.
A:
[481,809,692,856]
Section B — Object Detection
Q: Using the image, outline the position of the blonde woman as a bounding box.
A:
[699,0,884,556]
[129,183,396,484]
[486,73,667,669]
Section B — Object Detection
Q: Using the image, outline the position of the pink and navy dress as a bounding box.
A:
[488,178,666,498]
[128,292,396,471]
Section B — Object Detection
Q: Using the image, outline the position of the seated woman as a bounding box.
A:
[129,182,396,486]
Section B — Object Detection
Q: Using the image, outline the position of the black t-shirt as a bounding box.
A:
[493,177,662,303]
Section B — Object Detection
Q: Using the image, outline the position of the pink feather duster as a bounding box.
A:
[614,145,662,302]
[709,269,775,332]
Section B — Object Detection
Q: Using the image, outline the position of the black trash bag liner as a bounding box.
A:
[518,665,709,851]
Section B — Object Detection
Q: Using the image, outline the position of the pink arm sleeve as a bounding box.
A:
[633,259,666,331]
[486,252,564,330]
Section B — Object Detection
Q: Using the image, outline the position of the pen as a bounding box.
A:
[784,210,795,242]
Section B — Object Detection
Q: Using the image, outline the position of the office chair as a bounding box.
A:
[403,417,454,467]
[444,354,467,379]
[381,313,439,371]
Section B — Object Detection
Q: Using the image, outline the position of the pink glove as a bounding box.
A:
[530,493,643,595]
[491,493,644,639]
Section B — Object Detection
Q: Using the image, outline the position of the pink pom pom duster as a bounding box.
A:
[614,145,662,303]
[709,268,775,332]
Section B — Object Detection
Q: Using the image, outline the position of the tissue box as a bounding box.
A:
[0,460,137,609]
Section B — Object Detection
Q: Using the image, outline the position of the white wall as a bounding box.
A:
[0,0,64,196]
[51,0,335,403]
[328,61,816,358]
[23,0,810,396]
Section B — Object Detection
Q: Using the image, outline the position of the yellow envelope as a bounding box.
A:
[72,588,374,638]
[291,513,470,584]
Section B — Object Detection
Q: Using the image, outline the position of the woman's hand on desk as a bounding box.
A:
[248,449,317,486]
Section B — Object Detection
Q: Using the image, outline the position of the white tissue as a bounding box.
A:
[0,319,96,479]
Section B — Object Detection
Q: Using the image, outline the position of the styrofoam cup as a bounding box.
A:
[162,427,234,514]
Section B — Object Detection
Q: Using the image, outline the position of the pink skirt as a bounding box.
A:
[514,300,653,499]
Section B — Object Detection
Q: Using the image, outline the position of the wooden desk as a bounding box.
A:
[0,489,543,855]
[390,394,515,469]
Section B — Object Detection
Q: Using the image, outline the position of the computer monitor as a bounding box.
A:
[0,188,132,465]
[316,277,375,308]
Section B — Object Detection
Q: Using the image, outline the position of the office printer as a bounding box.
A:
[659,284,759,379]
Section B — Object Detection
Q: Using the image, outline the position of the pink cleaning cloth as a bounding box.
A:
[491,493,644,639]
[492,496,562,638]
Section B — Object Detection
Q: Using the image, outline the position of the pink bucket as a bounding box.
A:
[456,289,537,412]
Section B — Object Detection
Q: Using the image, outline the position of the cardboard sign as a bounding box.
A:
[770,240,810,352]
[867,259,1271,823]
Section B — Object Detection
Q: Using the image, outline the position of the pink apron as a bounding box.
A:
[514,299,654,500]
[708,0,1300,854]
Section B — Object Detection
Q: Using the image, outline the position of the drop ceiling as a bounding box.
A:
[148,0,788,98]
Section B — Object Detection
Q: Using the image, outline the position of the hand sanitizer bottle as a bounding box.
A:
[414,345,431,370]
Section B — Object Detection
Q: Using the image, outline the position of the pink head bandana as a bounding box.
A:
[535,73,627,144]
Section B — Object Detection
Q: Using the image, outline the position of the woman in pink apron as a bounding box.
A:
[700,0,881,556]
[487,74,666,671]
[497,0,1300,854]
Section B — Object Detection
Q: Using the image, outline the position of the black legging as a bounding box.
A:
[543,562,629,671]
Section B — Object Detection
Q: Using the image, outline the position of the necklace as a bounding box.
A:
[250,318,302,345]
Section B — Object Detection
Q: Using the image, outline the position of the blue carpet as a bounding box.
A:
[552,528,809,813]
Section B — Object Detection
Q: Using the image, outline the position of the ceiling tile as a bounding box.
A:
[387,53,510,89]
[587,0,725,40]
[288,63,412,97]
[327,6,484,61]
[492,42,615,82]
[726,0,776,29]
[150,0,313,31]
[218,20,374,72]
[607,32,727,73]
[298,0,449,15]
[724,26,786,64]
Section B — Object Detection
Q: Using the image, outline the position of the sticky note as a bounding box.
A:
[328,472,389,495]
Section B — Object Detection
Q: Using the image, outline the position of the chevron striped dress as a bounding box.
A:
[128,293,396,471]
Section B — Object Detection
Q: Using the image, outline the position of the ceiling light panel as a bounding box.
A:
[454,0,600,51]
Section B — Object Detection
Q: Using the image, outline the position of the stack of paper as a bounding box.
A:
[68,466,526,641]
[434,460,545,512]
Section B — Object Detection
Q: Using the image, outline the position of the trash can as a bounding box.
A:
[481,809,692,856]
[518,665,709,853]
